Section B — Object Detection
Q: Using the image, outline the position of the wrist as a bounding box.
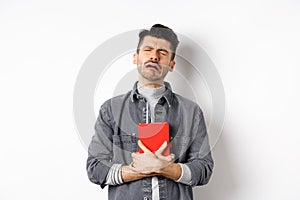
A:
[121,165,154,183]
[157,163,182,181]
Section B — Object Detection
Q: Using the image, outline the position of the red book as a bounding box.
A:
[138,122,170,156]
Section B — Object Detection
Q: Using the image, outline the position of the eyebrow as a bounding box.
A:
[142,46,170,53]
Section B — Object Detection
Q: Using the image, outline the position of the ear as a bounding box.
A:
[133,53,138,64]
[169,60,176,72]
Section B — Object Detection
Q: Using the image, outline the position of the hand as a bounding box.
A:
[153,141,174,162]
[130,140,175,175]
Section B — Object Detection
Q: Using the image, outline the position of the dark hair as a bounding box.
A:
[137,24,179,60]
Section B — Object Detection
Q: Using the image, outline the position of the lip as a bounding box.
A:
[145,63,160,71]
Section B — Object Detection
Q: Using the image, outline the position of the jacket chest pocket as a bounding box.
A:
[113,135,133,151]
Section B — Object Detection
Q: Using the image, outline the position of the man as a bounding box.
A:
[87,24,214,200]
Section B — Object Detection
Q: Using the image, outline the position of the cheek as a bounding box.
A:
[139,55,148,64]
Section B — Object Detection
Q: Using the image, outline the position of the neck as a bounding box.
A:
[138,77,164,88]
[138,82,164,88]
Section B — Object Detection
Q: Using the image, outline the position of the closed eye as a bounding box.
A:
[159,50,168,56]
[143,46,154,51]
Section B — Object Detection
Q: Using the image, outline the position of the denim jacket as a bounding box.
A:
[87,82,214,200]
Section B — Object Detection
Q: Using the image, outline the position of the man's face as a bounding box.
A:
[134,36,175,86]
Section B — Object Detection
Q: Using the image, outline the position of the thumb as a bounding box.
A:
[155,141,167,155]
[138,140,151,153]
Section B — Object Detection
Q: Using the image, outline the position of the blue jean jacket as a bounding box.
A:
[87,82,214,200]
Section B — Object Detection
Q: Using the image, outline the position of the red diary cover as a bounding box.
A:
[138,122,170,156]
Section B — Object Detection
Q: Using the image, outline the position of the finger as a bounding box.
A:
[130,161,135,168]
[170,153,175,161]
[131,157,136,163]
[138,140,151,153]
[128,163,137,172]
[131,152,138,159]
[157,153,175,162]
[166,154,175,162]
[155,141,167,155]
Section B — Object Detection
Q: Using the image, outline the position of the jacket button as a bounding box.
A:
[143,197,148,200]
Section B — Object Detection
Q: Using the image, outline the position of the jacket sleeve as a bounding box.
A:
[86,104,114,188]
[185,108,214,187]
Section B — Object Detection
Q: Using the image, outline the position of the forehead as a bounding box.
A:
[140,35,172,51]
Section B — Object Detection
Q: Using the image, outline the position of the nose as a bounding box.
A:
[150,50,159,62]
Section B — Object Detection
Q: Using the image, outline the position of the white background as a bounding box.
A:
[1,0,300,199]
